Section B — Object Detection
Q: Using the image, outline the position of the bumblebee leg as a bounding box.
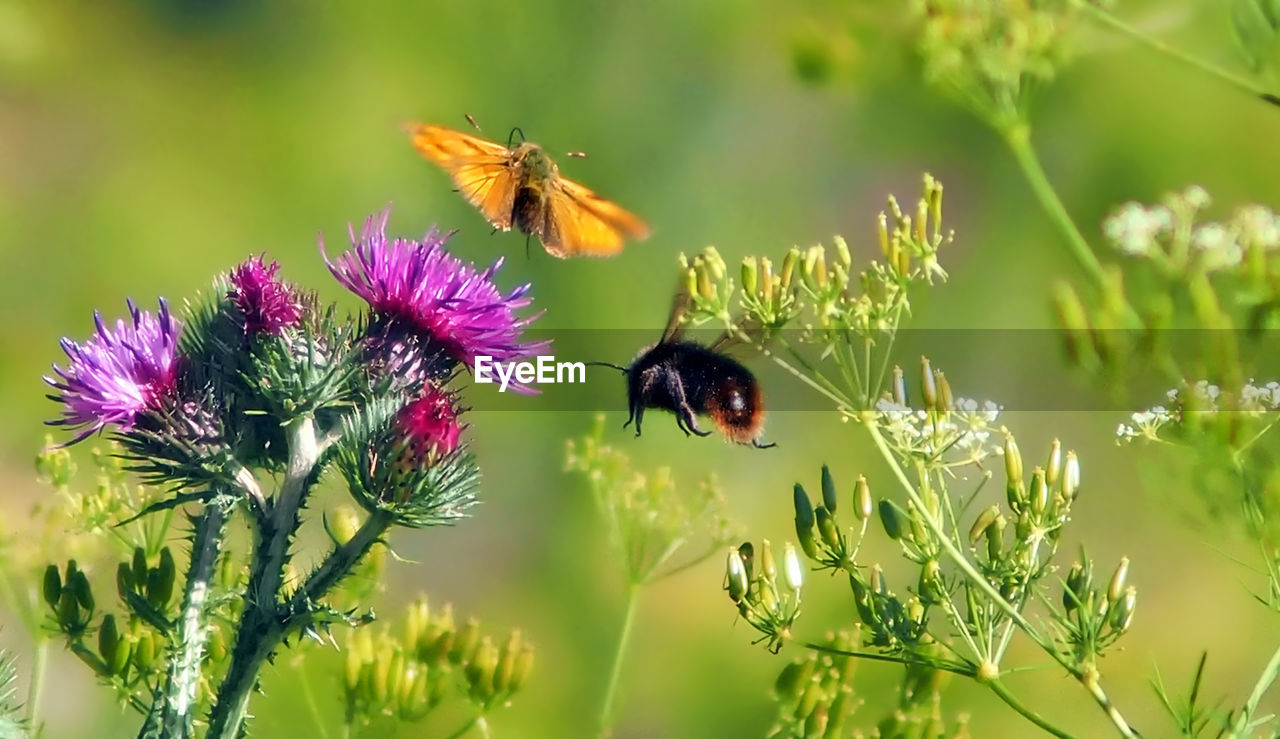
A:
[751,438,777,449]
[664,374,711,437]
[624,405,644,437]
[525,233,533,259]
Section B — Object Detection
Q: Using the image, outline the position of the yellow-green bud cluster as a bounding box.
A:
[765,631,859,739]
[793,466,873,573]
[1060,555,1138,658]
[724,539,804,654]
[343,596,533,725]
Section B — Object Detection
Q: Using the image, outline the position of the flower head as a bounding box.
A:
[395,386,463,462]
[323,207,548,388]
[45,299,183,443]
[228,255,303,335]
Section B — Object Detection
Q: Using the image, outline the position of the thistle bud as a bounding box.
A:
[783,542,804,594]
[42,564,61,610]
[1062,452,1081,501]
[820,465,838,514]
[1106,557,1129,605]
[854,476,872,521]
[794,484,819,559]
[878,500,903,541]
[741,257,759,297]
[1045,440,1062,490]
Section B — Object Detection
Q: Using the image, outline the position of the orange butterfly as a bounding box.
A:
[407,123,650,258]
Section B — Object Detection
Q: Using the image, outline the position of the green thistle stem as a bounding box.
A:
[599,582,641,735]
[1071,0,1280,108]
[149,500,231,739]
[1000,123,1105,286]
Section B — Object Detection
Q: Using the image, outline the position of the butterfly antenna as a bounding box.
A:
[507,126,526,148]
[584,362,629,373]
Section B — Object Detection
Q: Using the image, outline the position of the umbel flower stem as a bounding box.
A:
[147,498,232,739]
[598,582,641,734]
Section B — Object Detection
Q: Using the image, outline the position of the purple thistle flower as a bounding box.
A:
[322,207,549,388]
[45,299,183,444]
[229,255,303,335]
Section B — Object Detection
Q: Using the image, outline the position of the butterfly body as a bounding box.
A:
[408,124,649,258]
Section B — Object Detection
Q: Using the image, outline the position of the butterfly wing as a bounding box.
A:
[540,176,650,258]
[408,124,519,230]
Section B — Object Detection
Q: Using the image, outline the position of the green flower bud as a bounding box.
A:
[878,212,891,258]
[509,645,534,693]
[725,548,748,604]
[826,689,850,738]
[466,637,499,704]
[116,562,134,602]
[918,559,944,604]
[682,267,699,306]
[759,539,777,583]
[849,575,875,624]
[783,543,804,595]
[399,664,428,720]
[148,548,176,610]
[795,677,823,721]
[741,257,759,297]
[131,549,148,588]
[906,501,928,548]
[450,618,480,665]
[985,514,1005,562]
[804,705,829,737]
[879,500,903,541]
[935,371,953,412]
[133,630,157,671]
[107,634,132,677]
[1029,468,1049,518]
[854,476,872,521]
[1064,561,1090,612]
[42,564,61,610]
[493,630,521,695]
[833,235,852,269]
[1004,433,1025,511]
[758,577,780,615]
[968,505,1000,545]
[815,507,841,552]
[344,631,368,694]
[774,657,815,703]
[372,644,395,705]
[97,614,120,673]
[405,596,429,650]
[1106,557,1129,606]
[70,569,94,612]
[870,565,887,597]
[209,625,228,663]
[891,366,907,406]
[919,357,937,409]
[1062,451,1081,501]
[794,484,820,559]
[780,248,800,291]
[760,257,776,301]
[1111,587,1137,633]
[1045,439,1062,490]
[820,465,838,514]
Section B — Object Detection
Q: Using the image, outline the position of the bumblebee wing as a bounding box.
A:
[540,176,649,258]
[709,316,768,354]
[408,124,518,230]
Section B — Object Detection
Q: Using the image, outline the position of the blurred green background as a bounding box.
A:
[2,0,1278,736]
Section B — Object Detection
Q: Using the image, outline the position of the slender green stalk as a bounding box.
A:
[26,638,47,736]
[1000,123,1105,286]
[1231,643,1280,735]
[599,582,641,735]
[443,714,487,739]
[1071,0,1280,108]
[864,421,1139,737]
[986,677,1076,739]
[149,500,230,739]
[295,661,331,739]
